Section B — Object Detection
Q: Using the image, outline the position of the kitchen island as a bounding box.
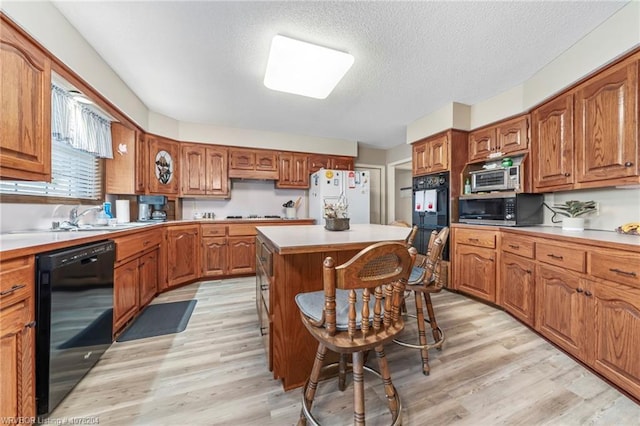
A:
[255,224,411,390]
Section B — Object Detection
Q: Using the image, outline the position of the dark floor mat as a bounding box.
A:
[116,300,197,342]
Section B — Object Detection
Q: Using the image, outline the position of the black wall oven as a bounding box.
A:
[35,240,115,416]
[412,172,450,260]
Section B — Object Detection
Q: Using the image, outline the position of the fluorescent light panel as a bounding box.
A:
[264,35,354,99]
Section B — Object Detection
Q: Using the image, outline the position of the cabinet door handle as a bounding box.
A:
[624,161,633,167]
[508,244,520,249]
[526,269,532,274]
[25,321,36,328]
[547,254,563,260]
[0,284,26,296]
[564,173,571,177]
[584,290,593,297]
[468,238,479,242]
[576,288,584,293]
[609,268,637,277]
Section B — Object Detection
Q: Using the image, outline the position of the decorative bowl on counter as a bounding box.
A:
[325,217,350,231]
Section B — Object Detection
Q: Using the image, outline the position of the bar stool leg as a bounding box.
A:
[352,351,366,426]
[299,343,328,425]
[413,291,430,375]
[374,345,400,421]
[339,353,348,391]
[424,293,441,348]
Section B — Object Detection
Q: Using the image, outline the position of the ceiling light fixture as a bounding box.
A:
[264,35,354,99]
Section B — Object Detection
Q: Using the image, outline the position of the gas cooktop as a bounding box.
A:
[225,215,282,219]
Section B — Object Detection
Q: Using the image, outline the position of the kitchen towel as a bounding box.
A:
[116,200,130,223]
[424,189,437,213]
[414,190,425,212]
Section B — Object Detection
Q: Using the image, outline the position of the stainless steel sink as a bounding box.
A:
[7,222,153,234]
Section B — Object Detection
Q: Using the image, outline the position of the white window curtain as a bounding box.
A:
[51,84,113,159]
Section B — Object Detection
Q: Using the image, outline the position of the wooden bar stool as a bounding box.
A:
[295,241,417,425]
[394,226,449,376]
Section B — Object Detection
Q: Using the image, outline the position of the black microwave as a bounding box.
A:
[458,192,544,226]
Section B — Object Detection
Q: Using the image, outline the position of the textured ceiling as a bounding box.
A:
[52,1,628,150]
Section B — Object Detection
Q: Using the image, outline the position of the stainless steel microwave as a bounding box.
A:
[458,192,543,226]
[470,166,520,193]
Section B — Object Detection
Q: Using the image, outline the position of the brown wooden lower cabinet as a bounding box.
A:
[452,227,498,303]
[113,230,161,334]
[0,256,36,421]
[451,224,640,401]
[501,252,536,326]
[536,264,592,361]
[114,258,140,333]
[201,221,313,278]
[139,249,159,307]
[228,236,255,274]
[592,279,640,398]
[166,225,200,288]
[202,236,227,277]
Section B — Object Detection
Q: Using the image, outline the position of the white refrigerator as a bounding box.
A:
[309,169,370,225]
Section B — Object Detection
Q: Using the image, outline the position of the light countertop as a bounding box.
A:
[255,224,412,255]
[452,223,640,250]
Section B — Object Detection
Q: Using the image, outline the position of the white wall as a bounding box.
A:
[181,181,308,220]
[543,187,640,232]
[1,1,149,128]
[408,1,640,138]
[406,102,470,144]
[395,169,413,225]
[178,122,356,156]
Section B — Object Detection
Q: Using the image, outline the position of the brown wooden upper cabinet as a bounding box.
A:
[0,15,51,182]
[575,57,638,184]
[468,115,529,162]
[106,123,147,194]
[147,135,180,195]
[412,133,449,176]
[532,51,639,192]
[181,143,230,197]
[308,154,354,174]
[229,148,279,179]
[277,153,309,188]
[531,93,575,191]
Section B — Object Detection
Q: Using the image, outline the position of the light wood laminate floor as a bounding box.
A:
[50,278,640,425]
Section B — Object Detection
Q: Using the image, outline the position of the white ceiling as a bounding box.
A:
[52,1,628,150]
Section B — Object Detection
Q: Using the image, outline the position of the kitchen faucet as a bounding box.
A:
[64,205,103,227]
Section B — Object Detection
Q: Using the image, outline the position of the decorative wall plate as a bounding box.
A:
[155,150,173,185]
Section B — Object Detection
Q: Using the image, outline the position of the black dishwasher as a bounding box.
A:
[35,240,115,416]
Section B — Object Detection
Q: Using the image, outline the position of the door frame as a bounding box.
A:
[386,157,412,224]
[354,163,385,225]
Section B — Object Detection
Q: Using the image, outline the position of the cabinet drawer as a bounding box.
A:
[228,224,257,236]
[0,256,34,305]
[256,240,273,276]
[201,224,227,237]
[501,235,534,258]
[536,242,586,273]
[116,231,162,262]
[455,228,496,248]
[590,249,640,289]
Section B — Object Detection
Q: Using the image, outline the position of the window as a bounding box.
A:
[0,139,102,200]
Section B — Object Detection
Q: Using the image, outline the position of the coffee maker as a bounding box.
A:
[138,195,166,221]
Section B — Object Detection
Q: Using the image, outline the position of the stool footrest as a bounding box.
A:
[300,364,402,426]
[393,326,445,350]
